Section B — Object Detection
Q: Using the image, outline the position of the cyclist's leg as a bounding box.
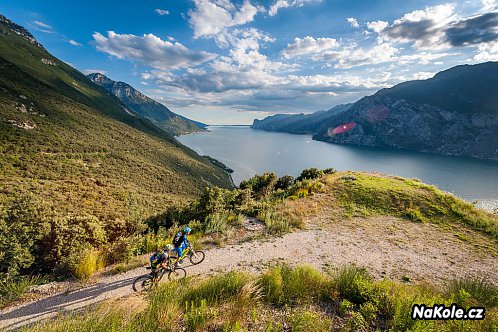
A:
[177,243,187,264]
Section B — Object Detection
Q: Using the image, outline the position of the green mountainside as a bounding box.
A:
[87,73,206,135]
[0,14,232,222]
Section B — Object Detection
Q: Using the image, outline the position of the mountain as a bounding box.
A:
[87,73,206,135]
[251,103,352,135]
[313,62,498,159]
[254,62,498,160]
[0,14,232,222]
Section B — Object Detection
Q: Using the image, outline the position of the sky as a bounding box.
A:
[1,0,498,124]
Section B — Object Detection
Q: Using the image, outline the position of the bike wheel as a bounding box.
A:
[189,250,205,265]
[168,267,187,281]
[132,274,154,292]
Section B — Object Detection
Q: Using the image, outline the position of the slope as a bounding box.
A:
[87,73,205,135]
[0,14,232,223]
[313,62,498,159]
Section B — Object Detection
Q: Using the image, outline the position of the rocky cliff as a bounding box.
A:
[313,62,498,160]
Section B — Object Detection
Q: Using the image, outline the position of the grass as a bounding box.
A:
[0,275,46,307]
[323,172,498,241]
[73,249,105,280]
[21,265,498,332]
[448,277,498,307]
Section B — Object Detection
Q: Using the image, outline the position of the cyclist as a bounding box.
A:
[150,244,173,274]
[172,226,191,265]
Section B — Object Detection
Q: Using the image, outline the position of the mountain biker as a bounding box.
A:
[149,244,173,274]
[173,226,191,265]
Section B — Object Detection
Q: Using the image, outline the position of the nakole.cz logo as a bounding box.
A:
[412,304,485,320]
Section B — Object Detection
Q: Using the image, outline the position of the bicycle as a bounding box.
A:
[132,263,186,292]
[170,243,205,266]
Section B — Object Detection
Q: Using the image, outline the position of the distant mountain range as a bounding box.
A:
[252,104,352,135]
[253,62,498,160]
[87,73,206,135]
[0,14,232,221]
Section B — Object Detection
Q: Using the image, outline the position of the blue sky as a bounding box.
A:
[1,0,497,124]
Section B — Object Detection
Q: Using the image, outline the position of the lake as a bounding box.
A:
[178,126,498,209]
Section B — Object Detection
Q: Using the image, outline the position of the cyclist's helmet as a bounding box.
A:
[163,244,173,251]
[184,226,192,233]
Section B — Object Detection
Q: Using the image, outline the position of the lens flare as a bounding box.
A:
[328,122,357,136]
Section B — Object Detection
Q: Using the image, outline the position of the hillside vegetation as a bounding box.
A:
[0,16,231,282]
[24,265,498,332]
[20,169,498,331]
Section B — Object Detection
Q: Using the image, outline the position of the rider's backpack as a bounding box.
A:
[172,232,183,247]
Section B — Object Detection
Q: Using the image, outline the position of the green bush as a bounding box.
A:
[275,175,294,190]
[296,168,323,182]
[240,173,278,199]
[203,213,229,234]
[0,195,49,276]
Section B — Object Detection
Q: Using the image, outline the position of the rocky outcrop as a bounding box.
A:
[256,62,498,160]
[313,94,498,160]
[0,14,45,49]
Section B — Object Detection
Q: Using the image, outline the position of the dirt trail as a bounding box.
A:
[1,216,497,331]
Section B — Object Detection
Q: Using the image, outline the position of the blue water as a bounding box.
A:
[178,126,498,205]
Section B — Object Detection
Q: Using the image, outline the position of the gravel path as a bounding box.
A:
[1,216,496,331]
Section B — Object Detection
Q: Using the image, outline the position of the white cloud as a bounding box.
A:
[482,0,497,11]
[68,39,82,47]
[31,20,54,33]
[347,17,360,28]
[369,4,457,49]
[474,40,498,61]
[366,20,388,34]
[155,9,170,15]
[188,0,263,39]
[314,43,400,68]
[282,36,339,58]
[92,31,217,70]
[33,20,52,29]
[269,0,321,17]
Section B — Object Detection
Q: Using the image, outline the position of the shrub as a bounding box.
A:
[296,168,323,182]
[275,175,294,190]
[0,196,49,276]
[338,299,354,316]
[344,311,368,332]
[257,208,290,235]
[240,173,278,199]
[43,214,107,269]
[203,213,229,234]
